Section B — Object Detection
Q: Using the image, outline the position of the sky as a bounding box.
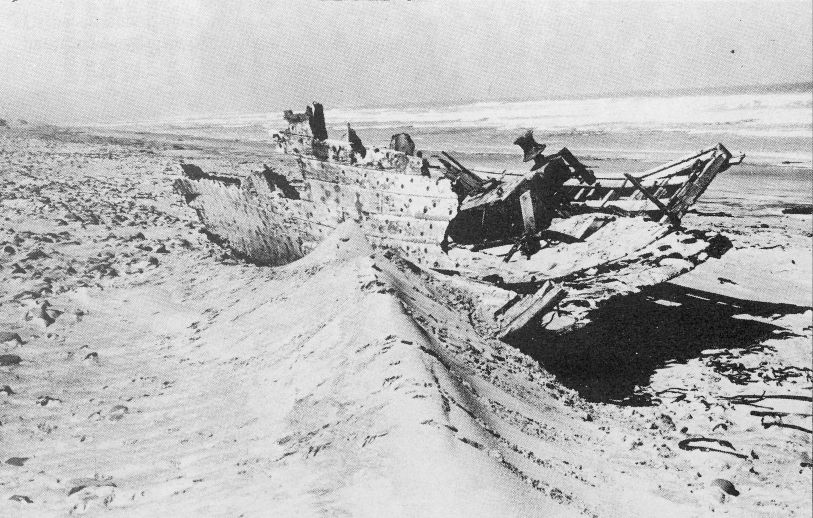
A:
[0,0,811,123]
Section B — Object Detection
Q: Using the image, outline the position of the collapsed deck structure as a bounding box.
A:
[174,103,744,338]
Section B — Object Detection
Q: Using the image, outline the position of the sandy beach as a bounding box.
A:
[0,124,809,516]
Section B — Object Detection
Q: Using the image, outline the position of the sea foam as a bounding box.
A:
[99,86,813,167]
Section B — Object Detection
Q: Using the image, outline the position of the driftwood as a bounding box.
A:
[722,394,813,434]
[677,437,748,459]
[722,393,812,406]
[750,410,813,418]
[759,417,812,434]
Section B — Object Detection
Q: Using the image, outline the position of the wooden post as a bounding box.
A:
[519,190,536,233]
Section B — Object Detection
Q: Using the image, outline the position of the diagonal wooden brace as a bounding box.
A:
[623,173,680,227]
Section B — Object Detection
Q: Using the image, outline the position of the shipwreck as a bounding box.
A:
[174,102,744,338]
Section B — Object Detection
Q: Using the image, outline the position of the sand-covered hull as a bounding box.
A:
[175,173,319,266]
[174,163,731,335]
[176,113,742,337]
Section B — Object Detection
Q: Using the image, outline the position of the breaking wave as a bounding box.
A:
[327,90,812,138]
[100,84,812,167]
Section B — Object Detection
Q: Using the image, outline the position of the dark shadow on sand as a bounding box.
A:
[507,283,809,406]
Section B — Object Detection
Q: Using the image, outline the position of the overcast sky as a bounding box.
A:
[1,0,811,123]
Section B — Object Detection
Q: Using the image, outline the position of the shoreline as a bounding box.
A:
[25,123,813,175]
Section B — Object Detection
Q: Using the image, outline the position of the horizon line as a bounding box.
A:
[74,80,813,127]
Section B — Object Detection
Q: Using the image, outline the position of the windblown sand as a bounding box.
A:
[0,126,810,516]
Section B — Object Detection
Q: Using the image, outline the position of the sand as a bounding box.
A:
[0,125,810,517]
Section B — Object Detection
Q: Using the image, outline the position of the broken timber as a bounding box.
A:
[623,172,680,227]
[497,281,567,340]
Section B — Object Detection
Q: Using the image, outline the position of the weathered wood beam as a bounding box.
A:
[497,281,567,340]
[637,146,716,179]
[666,152,730,218]
[623,173,679,227]
[597,188,616,208]
[519,191,536,233]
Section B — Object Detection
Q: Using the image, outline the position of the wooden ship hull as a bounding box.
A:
[561,146,741,217]
[174,140,740,337]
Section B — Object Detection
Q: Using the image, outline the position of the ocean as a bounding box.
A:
[102,83,812,208]
[107,83,811,168]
